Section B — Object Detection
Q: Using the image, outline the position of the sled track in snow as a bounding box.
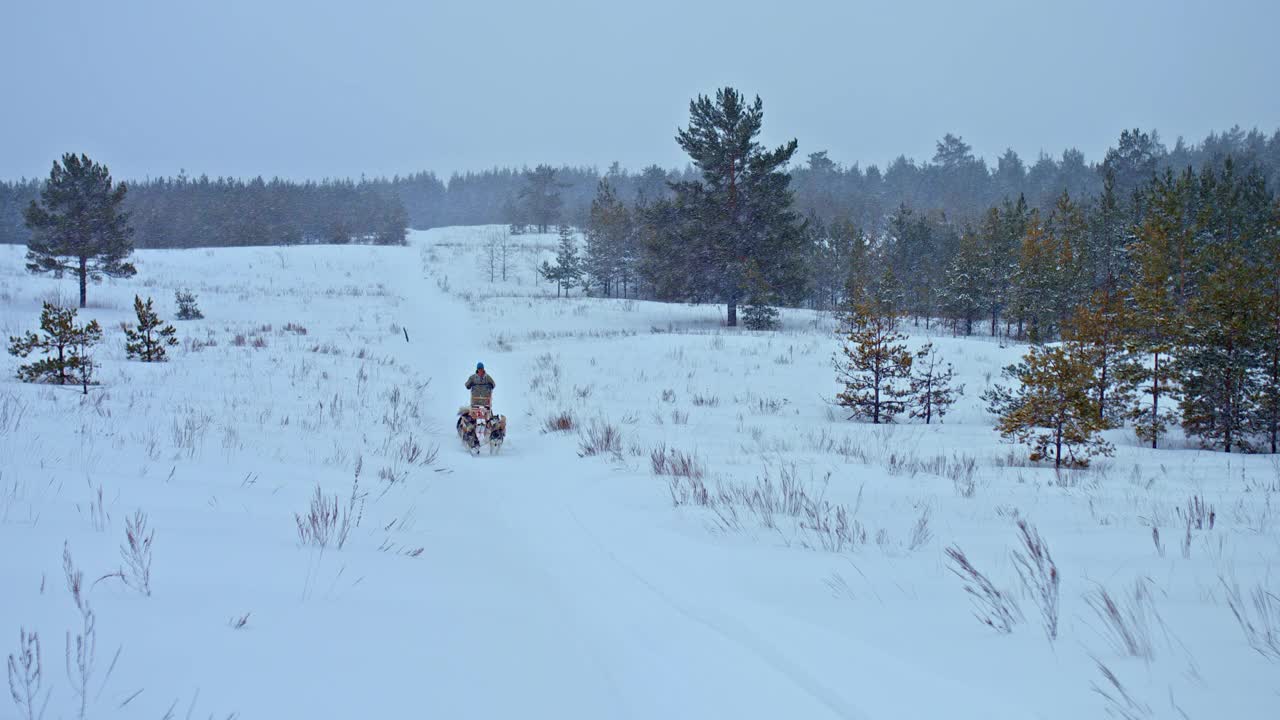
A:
[566,508,869,720]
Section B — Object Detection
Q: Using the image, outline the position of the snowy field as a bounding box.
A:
[1,227,1278,719]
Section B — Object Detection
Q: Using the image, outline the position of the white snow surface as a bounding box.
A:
[1,227,1277,719]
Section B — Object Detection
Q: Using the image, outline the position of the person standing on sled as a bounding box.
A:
[458,362,505,453]
[466,362,495,407]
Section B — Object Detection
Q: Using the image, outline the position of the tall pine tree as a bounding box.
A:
[24,153,137,308]
[650,88,807,326]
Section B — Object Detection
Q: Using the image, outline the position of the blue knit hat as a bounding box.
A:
[476,362,484,370]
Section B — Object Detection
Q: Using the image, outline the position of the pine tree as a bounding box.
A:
[23,153,137,308]
[542,226,582,298]
[1126,177,1186,448]
[8,302,103,387]
[519,165,563,233]
[909,342,963,424]
[1009,210,1057,342]
[984,343,1114,469]
[834,301,913,423]
[742,261,780,330]
[1062,287,1138,426]
[584,180,631,296]
[124,296,178,362]
[1258,206,1280,453]
[653,87,807,326]
[70,322,99,395]
[943,227,986,335]
[1088,167,1130,286]
[1177,256,1265,453]
[174,289,204,320]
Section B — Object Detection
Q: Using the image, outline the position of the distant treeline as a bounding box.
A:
[1,125,1278,248]
[0,175,408,248]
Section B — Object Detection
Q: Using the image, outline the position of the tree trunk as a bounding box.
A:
[78,256,88,308]
[1151,352,1160,450]
[1054,418,1063,469]
[727,301,738,327]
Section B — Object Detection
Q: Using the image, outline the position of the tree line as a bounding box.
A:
[1,173,407,249]
[4,125,1277,249]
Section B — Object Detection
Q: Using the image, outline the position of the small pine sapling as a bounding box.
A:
[834,301,912,423]
[7,302,102,386]
[69,320,101,395]
[124,296,178,362]
[174,289,203,320]
[742,261,780,331]
[909,342,963,423]
[983,342,1114,468]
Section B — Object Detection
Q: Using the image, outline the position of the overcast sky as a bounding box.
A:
[2,0,1277,181]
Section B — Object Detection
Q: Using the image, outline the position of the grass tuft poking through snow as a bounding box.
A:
[1221,577,1280,660]
[578,420,622,458]
[945,545,1022,634]
[295,458,364,550]
[1011,519,1060,642]
[1085,579,1159,661]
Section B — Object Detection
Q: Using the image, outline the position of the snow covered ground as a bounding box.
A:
[1,227,1277,719]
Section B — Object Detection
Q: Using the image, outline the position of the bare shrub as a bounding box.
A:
[945,545,1021,633]
[1085,579,1159,660]
[119,510,154,596]
[282,322,308,336]
[250,335,268,349]
[667,474,712,508]
[670,409,689,425]
[543,410,576,433]
[232,334,247,347]
[6,628,45,720]
[1011,520,1059,641]
[649,444,706,480]
[660,388,676,403]
[578,420,622,458]
[1221,577,1280,660]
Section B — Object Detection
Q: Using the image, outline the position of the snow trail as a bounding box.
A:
[375,240,1027,720]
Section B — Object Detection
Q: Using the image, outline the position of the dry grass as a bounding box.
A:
[650,444,706,480]
[578,420,622,458]
[1221,576,1280,660]
[945,545,1021,634]
[295,459,364,550]
[543,410,576,433]
[1085,579,1159,660]
[1012,519,1059,641]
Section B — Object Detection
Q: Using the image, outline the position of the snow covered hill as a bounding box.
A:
[1,228,1277,719]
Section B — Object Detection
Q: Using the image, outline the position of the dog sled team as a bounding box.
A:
[456,362,507,455]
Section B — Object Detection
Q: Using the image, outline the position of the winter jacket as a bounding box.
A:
[466,372,496,405]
